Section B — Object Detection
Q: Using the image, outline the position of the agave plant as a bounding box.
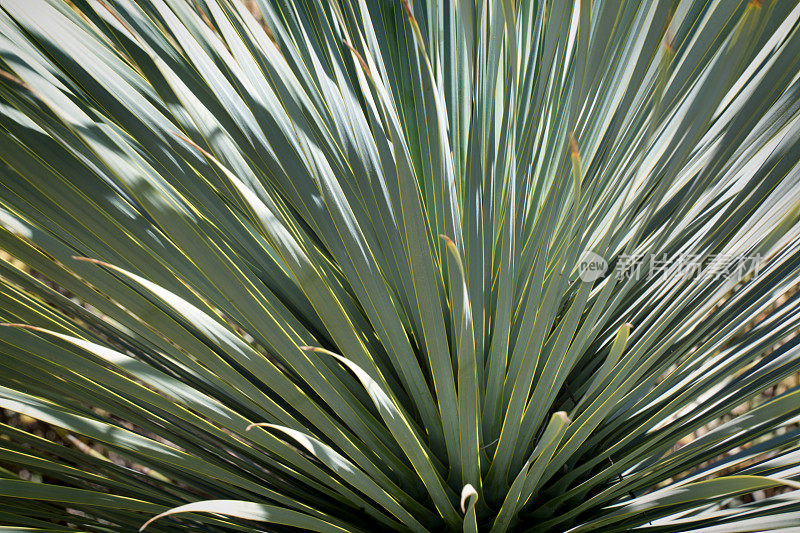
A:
[1,0,800,530]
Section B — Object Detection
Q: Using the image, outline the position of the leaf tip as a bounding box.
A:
[400,0,415,23]
[0,70,26,88]
[568,133,580,161]
[139,516,159,532]
[343,39,373,79]
[439,234,455,247]
[663,10,675,53]
[246,422,277,433]
[72,256,108,267]
[460,484,478,513]
[170,131,212,159]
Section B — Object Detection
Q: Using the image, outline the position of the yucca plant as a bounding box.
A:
[1,0,800,530]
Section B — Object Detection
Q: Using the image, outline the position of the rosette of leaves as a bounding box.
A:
[1,0,800,531]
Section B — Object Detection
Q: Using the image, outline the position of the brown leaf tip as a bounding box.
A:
[299,345,320,352]
[0,323,38,330]
[569,133,580,160]
[663,9,674,53]
[170,130,213,159]
[72,256,105,265]
[0,70,26,88]
[664,29,674,53]
[343,39,373,79]
[400,0,416,24]
[439,234,455,247]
